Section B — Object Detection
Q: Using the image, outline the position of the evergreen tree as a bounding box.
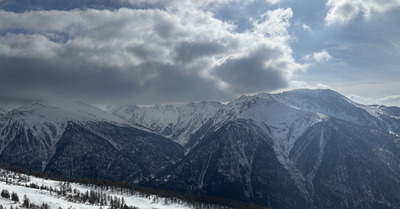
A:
[22,195,30,207]
[121,197,125,209]
[41,203,50,209]
[11,192,19,202]
[1,189,10,199]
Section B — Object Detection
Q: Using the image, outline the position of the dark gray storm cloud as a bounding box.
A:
[1,0,400,107]
[174,41,226,63]
[132,62,231,103]
[0,56,137,102]
[0,54,230,104]
[0,3,303,104]
[214,48,288,94]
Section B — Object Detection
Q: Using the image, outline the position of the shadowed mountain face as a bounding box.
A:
[139,89,400,209]
[45,121,184,182]
[2,89,400,208]
[150,118,310,209]
[0,101,184,183]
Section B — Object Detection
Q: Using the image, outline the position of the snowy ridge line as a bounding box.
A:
[105,101,223,146]
[0,167,267,209]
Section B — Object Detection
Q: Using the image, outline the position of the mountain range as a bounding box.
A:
[1,89,400,209]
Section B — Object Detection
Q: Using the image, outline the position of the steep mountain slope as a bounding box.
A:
[367,105,400,136]
[152,118,310,209]
[0,101,184,182]
[2,89,400,209]
[106,101,223,146]
[291,119,400,209]
[148,89,400,209]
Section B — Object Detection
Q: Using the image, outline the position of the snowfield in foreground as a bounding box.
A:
[0,168,193,209]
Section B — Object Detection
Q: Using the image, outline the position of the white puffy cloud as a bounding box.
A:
[303,50,333,63]
[0,5,303,104]
[326,0,400,24]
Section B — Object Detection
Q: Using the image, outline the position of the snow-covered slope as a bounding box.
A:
[0,168,224,209]
[204,89,400,166]
[0,101,184,180]
[106,89,400,152]
[3,89,400,209]
[1,101,130,138]
[273,89,382,127]
[106,104,141,121]
[234,95,326,164]
[107,102,223,146]
[0,101,130,166]
[152,89,400,209]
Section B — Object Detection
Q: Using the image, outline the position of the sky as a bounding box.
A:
[0,0,400,106]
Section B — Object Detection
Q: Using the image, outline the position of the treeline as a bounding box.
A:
[1,172,138,209]
[22,184,138,209]
[0,164,267,209]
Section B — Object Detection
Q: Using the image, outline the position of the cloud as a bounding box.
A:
[378,95,400,107]
[270,80,331,94]
[214,47,288,94]
[266,0,282,4]
[303,50,332,63]
[212,8,304,94]
[325,0,400,24]
[300,23,312,32]
[348,94,400,107]
[0,5,302,104]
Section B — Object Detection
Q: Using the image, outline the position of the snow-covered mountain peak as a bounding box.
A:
[221,89,346,118]
[105,104,140,121]
[106,101,224,146]
[0,101,167,172]
[217,94,327,161]
[284,88,336,96]
[236,94,321,124]
[0,101,132,155]
[219,93,276,116]
[276,89,350,110]
[262,89,380,126]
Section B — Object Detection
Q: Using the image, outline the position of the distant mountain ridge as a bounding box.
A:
[0,101,184,182]
[110,89,400,208]
[106,101,223,146]
[1,89,400,209]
